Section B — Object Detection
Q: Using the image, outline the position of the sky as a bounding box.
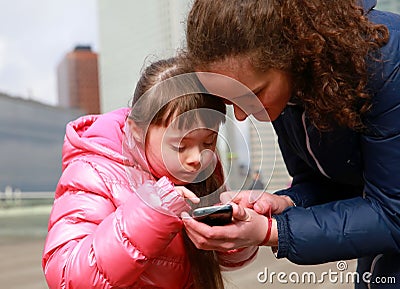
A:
[0,1,396,108]
[0,0,98,106]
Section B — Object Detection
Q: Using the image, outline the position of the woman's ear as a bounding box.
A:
[127,119,143,143]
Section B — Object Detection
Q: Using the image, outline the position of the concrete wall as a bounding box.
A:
[0,94,83,192]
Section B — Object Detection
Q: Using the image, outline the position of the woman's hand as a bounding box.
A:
[220,190,294,215]
[181,203,278,251]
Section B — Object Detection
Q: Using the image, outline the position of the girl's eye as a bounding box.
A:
[203,135,217,148]
[171,145,185,152]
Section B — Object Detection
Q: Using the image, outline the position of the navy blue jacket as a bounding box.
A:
[272,0,400,265]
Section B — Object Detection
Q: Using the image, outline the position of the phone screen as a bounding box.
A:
[192,204,233,226]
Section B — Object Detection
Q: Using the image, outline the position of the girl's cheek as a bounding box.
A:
[166,153,187,173]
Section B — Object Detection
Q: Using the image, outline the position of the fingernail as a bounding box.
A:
[188,197,200,204]
[255,203,264,213]
[181,212,190,220]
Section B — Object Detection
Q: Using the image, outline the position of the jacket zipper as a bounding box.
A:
[301,112,330,179]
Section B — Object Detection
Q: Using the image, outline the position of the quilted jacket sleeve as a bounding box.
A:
[42,161,187,288]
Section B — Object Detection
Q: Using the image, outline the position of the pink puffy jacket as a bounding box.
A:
[42,108,258,289]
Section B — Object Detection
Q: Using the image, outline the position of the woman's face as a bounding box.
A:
[145,123,218,185]
[197,57,293,121]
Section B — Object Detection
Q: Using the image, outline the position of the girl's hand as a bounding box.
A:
[220,190,294,215]
[175,186,200,204]
[181,203,278,251]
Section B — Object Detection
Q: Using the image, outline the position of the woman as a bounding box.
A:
[181,0,400,287]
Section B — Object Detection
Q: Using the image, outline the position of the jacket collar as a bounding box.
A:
[359,0,376,14]
[122,121,153,174]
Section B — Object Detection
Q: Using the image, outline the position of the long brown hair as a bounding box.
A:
[129,57,226,289]
[185,0,389,130]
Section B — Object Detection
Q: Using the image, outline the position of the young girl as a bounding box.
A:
[41,58,258,289]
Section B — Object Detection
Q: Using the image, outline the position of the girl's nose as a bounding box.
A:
[184,147,202,171]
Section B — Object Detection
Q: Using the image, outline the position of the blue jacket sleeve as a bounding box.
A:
[274,119,400,264]
[275,196,400,264]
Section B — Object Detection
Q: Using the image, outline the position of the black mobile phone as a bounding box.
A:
[192,204,233,226]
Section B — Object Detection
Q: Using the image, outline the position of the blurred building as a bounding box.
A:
[57,45,101,114]
[98,0,190,112]
[249,120,292,191]
[0,93,83,192]
[376,0,400,13]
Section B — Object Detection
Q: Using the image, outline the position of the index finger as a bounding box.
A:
[221,190,257,208]
[248,190,265,203]
[176,186,200,203]
[220,190,241,204]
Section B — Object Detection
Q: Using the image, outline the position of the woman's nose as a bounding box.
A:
[233,104,249,121]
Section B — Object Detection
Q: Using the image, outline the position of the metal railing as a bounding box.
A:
[0,188,54,208]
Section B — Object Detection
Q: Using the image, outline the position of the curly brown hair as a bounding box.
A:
[185,0,389,130]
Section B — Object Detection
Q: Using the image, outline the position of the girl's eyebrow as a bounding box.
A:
[167,131,217,141]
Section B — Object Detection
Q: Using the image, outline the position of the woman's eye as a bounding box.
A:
[203,142,214,148]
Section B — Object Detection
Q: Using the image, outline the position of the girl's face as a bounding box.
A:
[145,123,218,185]
[197,56,293,121]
